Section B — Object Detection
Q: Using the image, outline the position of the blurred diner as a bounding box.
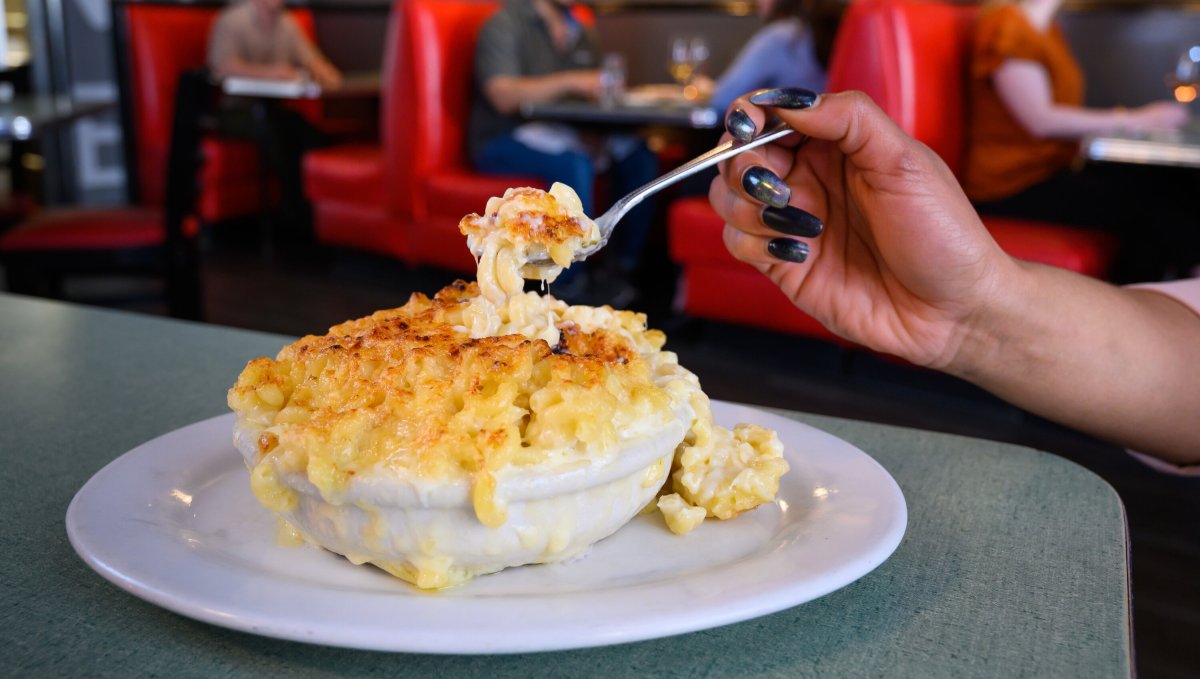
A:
[695,0,838,115]
[964,0,1195,280]
[208,0,344,238]
[209,0,342,88]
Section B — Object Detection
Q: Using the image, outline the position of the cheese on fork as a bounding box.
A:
[459,182,601,290]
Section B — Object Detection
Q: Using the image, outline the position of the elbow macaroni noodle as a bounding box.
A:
[228,183,788,589]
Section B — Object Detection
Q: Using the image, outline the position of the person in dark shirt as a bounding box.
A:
[469,0,657,304]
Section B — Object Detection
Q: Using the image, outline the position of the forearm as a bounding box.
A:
[485,73,585,114]
[1020,104,1124,139]
[993,62,1124,139]
[296,41,333,75]
[949,261,1200,464]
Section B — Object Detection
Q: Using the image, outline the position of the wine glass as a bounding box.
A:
[684,36,710,101]
[688,37,710,80]
[669,37,694,87]
[599,53,626,108]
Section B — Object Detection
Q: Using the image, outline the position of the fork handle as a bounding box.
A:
[604,120,798,228]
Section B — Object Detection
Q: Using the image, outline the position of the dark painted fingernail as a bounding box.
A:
[767,238,810,263]
[749,87,818,109]
[742,166,791,209]
[762,205,824,238]
[726,108,756,142]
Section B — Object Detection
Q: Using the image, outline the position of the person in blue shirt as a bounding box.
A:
[674,0,838,199]
[696,0,833,115]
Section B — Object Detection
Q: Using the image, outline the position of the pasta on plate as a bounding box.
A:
[228,183,788,589]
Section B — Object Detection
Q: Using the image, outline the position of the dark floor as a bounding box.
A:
[7,224,1198,678]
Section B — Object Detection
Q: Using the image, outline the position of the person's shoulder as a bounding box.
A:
[478,3,521,43]
[212,1,253,33]
[978,4,1025,27]
[755,18,806,44]
[483,2,522,29]
[741,18,805,58]
[973,3,1046,66]
[216,1,252,22]
[278,9,308,35]
[976,4,1036,42]
[475,4,523,65]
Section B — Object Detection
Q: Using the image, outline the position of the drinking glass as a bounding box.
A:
[599,53,626,108]
[669,37,694,86]
[688,36,710,80]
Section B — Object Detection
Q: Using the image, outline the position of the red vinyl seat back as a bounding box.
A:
[827,0,976,176]
[393,0,503,220]
[121,4,318,206]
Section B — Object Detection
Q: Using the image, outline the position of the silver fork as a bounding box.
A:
[528,119,799,266]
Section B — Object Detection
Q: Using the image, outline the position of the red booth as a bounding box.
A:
[305,0,547,272]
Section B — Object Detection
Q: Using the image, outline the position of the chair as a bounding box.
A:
[666,0,1116,342]
[115,1,323,222]
[1,2,340,318]
[303,2,404,260]
[403,0,557,272]
[305,0,546,272]
[1,71,207,318]
[667,197,846,343]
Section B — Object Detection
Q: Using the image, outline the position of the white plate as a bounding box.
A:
[67,401,906,654]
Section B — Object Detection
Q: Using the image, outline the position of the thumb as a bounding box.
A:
[773,90,925,177]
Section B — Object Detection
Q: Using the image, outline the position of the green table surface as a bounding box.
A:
[0,294,1131,677]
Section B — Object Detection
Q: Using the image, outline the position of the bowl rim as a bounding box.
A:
[233,412,689,509]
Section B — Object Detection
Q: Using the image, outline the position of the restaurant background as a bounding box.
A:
[5,0,1199,207]
[1,0,1198,676]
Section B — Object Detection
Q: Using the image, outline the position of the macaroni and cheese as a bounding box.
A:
[228,183,787,589]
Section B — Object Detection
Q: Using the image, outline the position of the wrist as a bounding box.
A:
[553,71,578,96]
[940,256,1039,381]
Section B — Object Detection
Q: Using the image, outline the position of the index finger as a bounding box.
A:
[723,89,815,150]
[715,89,812,191]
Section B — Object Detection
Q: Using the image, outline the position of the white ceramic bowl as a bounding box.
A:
[233,411,690,587]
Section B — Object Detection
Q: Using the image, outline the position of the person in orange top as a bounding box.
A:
[963,0,1191,278]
